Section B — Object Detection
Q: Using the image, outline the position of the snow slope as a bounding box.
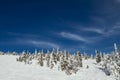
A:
[0,55,115,80]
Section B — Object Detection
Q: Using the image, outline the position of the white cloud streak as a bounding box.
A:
[29,40,59,48]
[81,28,104,34]
[81,26,120,37]
[5,32,59,48]
[15,38,59,48]
[60,32,92,43]
[59,25,120,44]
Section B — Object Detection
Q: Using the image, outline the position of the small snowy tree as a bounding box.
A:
[46,50,50,67]
[38,53,44,66]
[76,51,82,67]
[95,50,101,63]
[57,48,61,61]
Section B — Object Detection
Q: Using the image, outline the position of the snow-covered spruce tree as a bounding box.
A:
[57,48,61,61]
[76,51,82,67]
[60,54,66,71]
[29,53,33,61]
[38,53,44,66]
[113,43,120,80]
[25,52,31,64]
[102,54,111,76]
[46,50,50,67]
[24,54,28,64]
[95,50,101,63]
[51,48,57,64]
[114,43,119,56]
[17,51,25,62]
[65,51,80,74]
[64,50,69,60]
[65,60,74,75]
[68,57,78,74]
[21,51,27,64]
[59,51,71,72]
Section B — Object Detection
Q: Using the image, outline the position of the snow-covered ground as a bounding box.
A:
[0,55,115,80]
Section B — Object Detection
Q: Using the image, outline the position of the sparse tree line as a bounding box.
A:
[16,49,84,75]
[0,49,95,75]
[1,43,119,78]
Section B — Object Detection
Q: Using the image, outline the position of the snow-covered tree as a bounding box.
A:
[64,50,68,60]
[46,50,50,67]
[38,53,44,66]
[51,48,57,64]
[76,51,82,67]
[95,50,101,63]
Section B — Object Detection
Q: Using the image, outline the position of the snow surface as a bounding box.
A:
[0,55,115,80]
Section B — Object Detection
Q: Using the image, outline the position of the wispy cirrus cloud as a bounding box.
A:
[60,23,120,44]
[0,38,59,49]
[1,32,59,48]
[60,32,92,43]
[81,28,104,34]
[15,38,59,48]
[81,25,120,37]
[28,40,59,48]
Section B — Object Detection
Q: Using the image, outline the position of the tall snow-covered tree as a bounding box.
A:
[51,48,57,64]
[46,50,50,67]
[76,51,82,67]
[57,48,61,61]
[38,53,44,66]
[64,50,68,60]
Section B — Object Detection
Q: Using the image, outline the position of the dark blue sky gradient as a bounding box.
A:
[0,0,120,54]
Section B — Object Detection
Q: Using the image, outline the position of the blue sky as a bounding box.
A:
[0,0,120,54]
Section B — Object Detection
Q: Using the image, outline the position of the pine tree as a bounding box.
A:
[76,51,82,67]
[38,53,44,66]
[46,50,50,67]
[64,50,68,60]
[95,50,101,63]
[51,48,57,64]
[57,48,60,61]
